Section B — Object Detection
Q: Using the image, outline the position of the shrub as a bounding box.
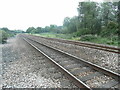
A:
[0,30,9,43]
[80,34,97,41]
[100,21,118,37]
[75,28,91,37]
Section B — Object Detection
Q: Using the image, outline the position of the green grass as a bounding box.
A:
[32,33,119,47]
[33,33,73,40]
[83,36,118,46]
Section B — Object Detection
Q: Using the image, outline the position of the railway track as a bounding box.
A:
[22,35,120,89]
[28,35,120,54]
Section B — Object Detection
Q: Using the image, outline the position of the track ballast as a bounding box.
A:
[22,34,120,89]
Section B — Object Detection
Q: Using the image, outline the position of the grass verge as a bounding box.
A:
[32,33,119,47]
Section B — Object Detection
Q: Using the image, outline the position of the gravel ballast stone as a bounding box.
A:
[26,35,119,73]
[2,36,77,88]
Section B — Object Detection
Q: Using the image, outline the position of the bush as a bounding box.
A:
[112,36,118,41]
[80,34,97,41]
[100,21,118,37]
[75,28,91,37]
[0,30,9,43]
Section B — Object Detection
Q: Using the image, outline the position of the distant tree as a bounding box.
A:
[63,16,77,33]
[44,26,50,32]
[63,17,71,27]
[36,27,42,33]
[1,27,9,32]
[49,25,56,32]
[26,27,36,33]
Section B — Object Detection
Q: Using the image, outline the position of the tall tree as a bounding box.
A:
[118,1,120,39]
[77,2,101,35]
[63,17,78,33]
[26,27,36,33]
[36,27,42,33]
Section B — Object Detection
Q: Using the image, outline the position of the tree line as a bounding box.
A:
[62,2,119,37]
[26,2,119,44]
[26,25,62,34]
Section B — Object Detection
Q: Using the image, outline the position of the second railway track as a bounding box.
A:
[28,35,120,54]
[22,35,120,89]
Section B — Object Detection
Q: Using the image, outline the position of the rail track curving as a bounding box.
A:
[22,35,120,89]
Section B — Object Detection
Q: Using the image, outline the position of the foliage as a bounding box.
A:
[26,2,119,46]
[80,35,97,41]
[79,34,118,46]
[63,16,78,33]
[26,25,63,34]
[75,28,91,36]
[0,30,9,43]
[26,27,36,33]
[0,27,24,43]
[100,21,118,37]
[33,33,73,40]
[33,33,118,46]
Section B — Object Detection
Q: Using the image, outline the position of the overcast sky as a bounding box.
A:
[0,0,113,31]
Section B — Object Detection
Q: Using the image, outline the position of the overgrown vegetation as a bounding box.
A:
[0,27,25,44]
[26,2,119,46]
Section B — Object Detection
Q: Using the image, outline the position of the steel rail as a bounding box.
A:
[23,36,120,81]
[29,35,120,54]
[23,37,91,89]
